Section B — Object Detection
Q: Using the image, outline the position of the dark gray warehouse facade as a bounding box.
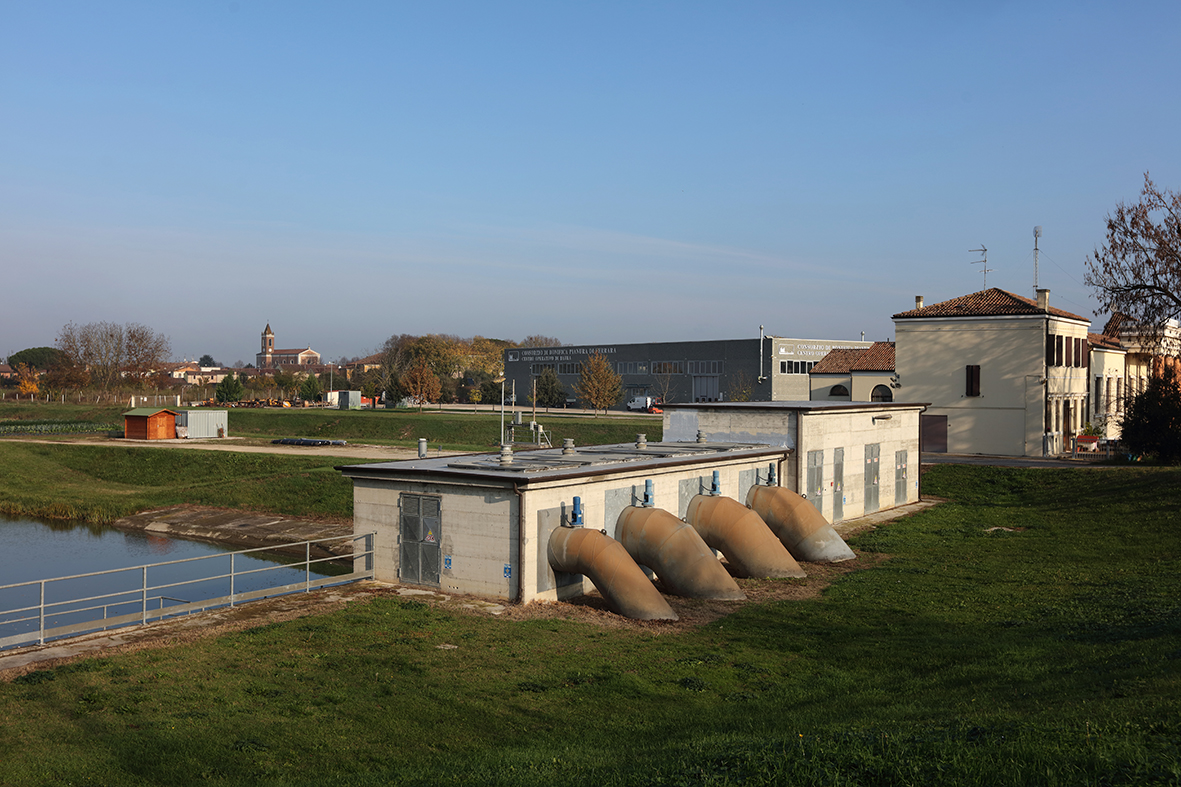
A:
[504,335,871,408]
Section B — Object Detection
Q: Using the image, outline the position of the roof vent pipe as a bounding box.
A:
[499,445,514,465]
[561,438,576,455]
[916,295,924,309]
[1037,288,1050,311]
[643,479,654,507]
[696,430,708,444]
[636,433,647,449]
[711,470,721,496]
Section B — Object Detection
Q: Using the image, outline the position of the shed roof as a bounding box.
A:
[892,288,1087,322]
[123,408,178,417]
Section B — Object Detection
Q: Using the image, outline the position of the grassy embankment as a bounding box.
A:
[0,401,661,452]
[0,442,355,523]
[1,465,1179,785]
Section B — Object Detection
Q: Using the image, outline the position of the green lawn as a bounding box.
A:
[0,401,660,452]
[1,465,1179,785]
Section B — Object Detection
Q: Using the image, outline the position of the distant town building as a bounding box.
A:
[256,324,321,369]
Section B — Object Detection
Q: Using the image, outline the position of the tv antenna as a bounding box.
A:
[1032,226,1042,296]
[969,245,991,289]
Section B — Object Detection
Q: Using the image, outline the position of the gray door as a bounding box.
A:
[806,450,824,514]
[864,443,880,514]
[400,494,441,586]
[833,447,844,522]
[694,376,720,402]
[895,450,907,506]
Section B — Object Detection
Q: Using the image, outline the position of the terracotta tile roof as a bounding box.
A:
[811,342,895,374]
[893,288,1087,322]
[1089,332,1125,351]
[810,348,863,374]
[852,342,895,371]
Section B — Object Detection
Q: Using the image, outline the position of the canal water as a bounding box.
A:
[0,514,346,649]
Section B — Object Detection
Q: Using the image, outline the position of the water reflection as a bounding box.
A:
[0,514,350,649]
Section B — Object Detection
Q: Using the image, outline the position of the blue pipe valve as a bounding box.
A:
[643,479,654,507]
[571,496,584,526]
[711,470,721,496]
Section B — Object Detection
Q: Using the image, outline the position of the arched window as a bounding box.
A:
[871,384,893,402]
[829,384,850,398]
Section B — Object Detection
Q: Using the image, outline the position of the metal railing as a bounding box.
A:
[0,532,375,651]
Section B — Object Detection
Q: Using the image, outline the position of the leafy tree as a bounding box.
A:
[8,347,69,370]
[299,373,322,402]
[574,352,622,415]
[15,363,39,396]
[402,359,442,412]
[272,370,297,399]
[521,335,562,347]
[534,367,566,409]
[1121,364,1181,463]
[1085,174,1181,341]
[198,354,217,367]
[215,371,245,404]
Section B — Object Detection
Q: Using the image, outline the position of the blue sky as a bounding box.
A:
[3,1,1179,365]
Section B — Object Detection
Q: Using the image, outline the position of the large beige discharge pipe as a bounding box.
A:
[547,526,678,621]
[685,495,806,579]
[746,486,857,563]
[616,506,745,601]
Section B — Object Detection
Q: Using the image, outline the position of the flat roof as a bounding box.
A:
[338,441,790,485]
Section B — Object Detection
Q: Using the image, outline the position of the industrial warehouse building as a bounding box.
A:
[503,335,872,407]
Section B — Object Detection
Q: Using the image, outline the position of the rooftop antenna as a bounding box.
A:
[1032,226,1043,297]
[969,244,991,289]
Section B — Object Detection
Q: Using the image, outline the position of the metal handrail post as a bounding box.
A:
[366,533,374,573]
[305,541,311,592]
[141,566,148,625]
[38,581,45,645]
[229,552,235,607]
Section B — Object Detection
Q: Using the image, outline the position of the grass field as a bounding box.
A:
[0,401,660,452]
[1,464,1179,785]
[0,442,355,523]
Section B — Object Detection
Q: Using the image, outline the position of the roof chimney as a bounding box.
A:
[1036,288,1049,311]
[915,295,924,309]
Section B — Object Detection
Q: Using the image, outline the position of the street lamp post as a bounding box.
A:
[494,376,506,446]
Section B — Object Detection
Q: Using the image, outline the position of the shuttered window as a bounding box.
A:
[966,365,981,397]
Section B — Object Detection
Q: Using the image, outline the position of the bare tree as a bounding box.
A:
[56,321,170,390]
[124,323,172,382]
[652,372,679,405]
[728,371,755,402]
[1085,173,1181,342]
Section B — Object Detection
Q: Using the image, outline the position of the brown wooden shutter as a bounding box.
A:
[966,365,981,397]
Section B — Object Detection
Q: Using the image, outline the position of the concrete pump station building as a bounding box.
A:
[503,335,873,406]
[337,396,922,614]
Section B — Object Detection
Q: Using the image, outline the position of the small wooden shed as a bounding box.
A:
[123,408,178,440]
